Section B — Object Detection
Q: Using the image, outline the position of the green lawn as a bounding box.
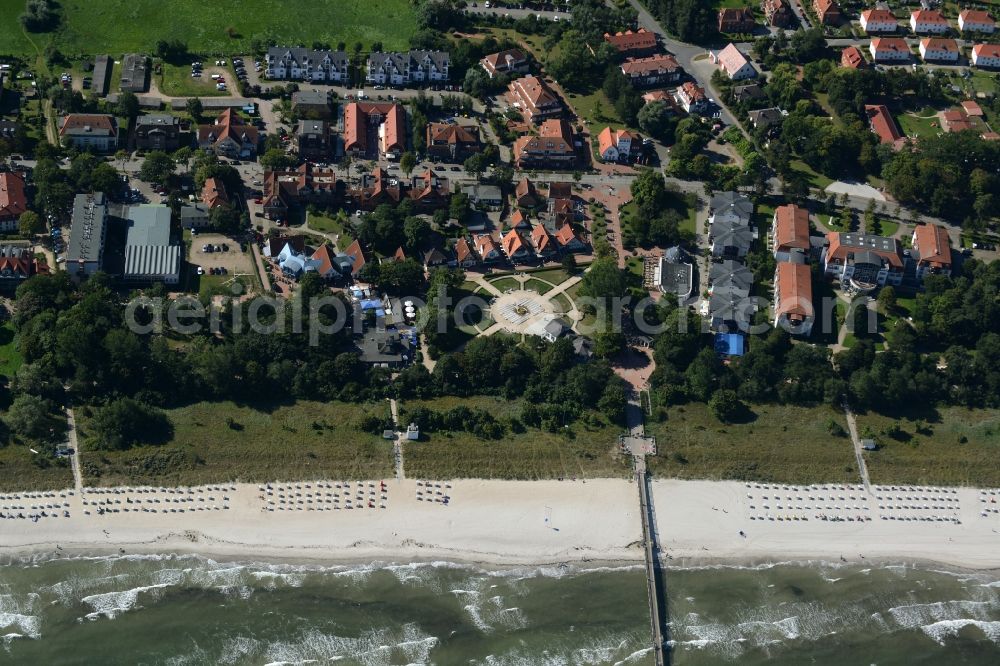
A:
[857,407,1000,487]
[527,267,570,285]
[0,321,22,379]
[488,276,519,292]
[646,403,860,484]
[12,0,417,56]
[0,445,74,492]
[523,277,553,294]
[790,160,834,190]
[78,400,394,486]
[400,396,628,480]
[157,63,230,97]
[549,292,572,313]
[897,112,940,140]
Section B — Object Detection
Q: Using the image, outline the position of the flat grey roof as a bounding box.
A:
[67,193,107,265]
[92,55,113,96]
[126,204,172,246]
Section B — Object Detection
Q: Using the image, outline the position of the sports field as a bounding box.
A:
[3,0,417,56]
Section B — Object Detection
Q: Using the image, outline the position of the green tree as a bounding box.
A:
[117,91,140,120]
[18,211,43,236]
[637,100,676,143]
[87,398,171,451]
[399,151,416,177]
[186,97,203,123]
[138,151,175,183]
[709,389,745,424]
[260,148,296,170]
[877,286,897,314]
[5,394,64,443]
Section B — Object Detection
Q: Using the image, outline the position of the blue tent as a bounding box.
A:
[714,333,745,357]
[360,299,381,311]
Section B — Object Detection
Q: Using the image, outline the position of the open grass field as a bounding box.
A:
[10,0,417,57]
[400,396,629,480]
[857,407,1000,487]
[78,400,393,486]
[488,276,519,292]
[523,277,553,294]
[157,63,231,97]
[528,267,570,285]
[897,111,940,140]
[646,403,861,484]
[0,320,22,378]
[0,445,73,492]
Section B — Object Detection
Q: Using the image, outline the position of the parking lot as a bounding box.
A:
[188,232,254,280]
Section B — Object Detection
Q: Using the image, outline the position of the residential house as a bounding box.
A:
[619,54,683,87]
[910,10,950,34]
[201,177,229,210]
[860,9,899,33]
[602,28,658,57]
[869,37,911,62]
[454,237,478,267]
[343,238,367,278]
[262,163,341,220]
[308,243,345,280]
[179,203,210,229]
[958,10,995,34]
[507,75,564,123]
[0,246,41,283]
[358,328,412,367]
[297,119,334,161]
[910,223,953,278]
[510,209,530,230]
[553,223,588,253]
[708,259,754,332]
[732,83,766,104]
[0,120,19,142]
[123,204,180,284]
[343,102,405,160]
[66,193,107,277]
[474,233,502,262]
[134,114,180,152]
[119,54,149,93]
[366,50,450,86]
[864,104,906,149]
[597,127,642,163]
[972,43,1000,67]
[0,172,28,233]
[530,224,556,258]
[718,8,756,33]
[515,178,541,209]
[710,44,758,80]
[512,118,576,169]
[709,218,756,258]
[59,114,118,152]
[198,109,259,159]
[462,183,504,210]
[771,204,811,262]
[480,49,530,78]
[841,45,867,68]
[709,191,754,227]
[919,37,959,62]
[675,81,709,113]
[748,107,784,132]
[814,0,843,25]
[422,247,449,269]
[822,232,904,286]
[501,229,532,263]
[426,122,480,161]
[406,169,450,212]
[773,260,814,336]
[291,90,334,119]
[761,0,794,27]
[265,48,349,83]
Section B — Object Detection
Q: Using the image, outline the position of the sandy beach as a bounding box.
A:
[2,478,1000,570]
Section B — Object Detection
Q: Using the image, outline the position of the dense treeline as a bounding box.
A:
[3,267,626,452]
[645,0,717,43]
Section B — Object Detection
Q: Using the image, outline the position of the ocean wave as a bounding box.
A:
[261,623,437,665]
[920,619,1000,646]
[887,599,1000,629]
[80,583,171,620]
[0,614,40,640]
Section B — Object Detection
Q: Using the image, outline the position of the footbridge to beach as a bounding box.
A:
[621,399,669,665]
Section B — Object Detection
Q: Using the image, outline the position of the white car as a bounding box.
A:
[196,266,205,275]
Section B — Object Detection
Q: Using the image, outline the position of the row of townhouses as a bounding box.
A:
[265,48,450,85]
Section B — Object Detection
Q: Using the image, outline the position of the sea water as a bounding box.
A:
[0,555,999,664]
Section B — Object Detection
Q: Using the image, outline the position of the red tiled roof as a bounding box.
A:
[864,104,904,147]
[911,10,949,25]
[60,114,117,137]
[960,10,994,25]
[775,262,813,318]
[826,232,903,269]
[841,46,865,68]
[310,243,336,275]
[961,100,984,116]
[474,233,499,259]
[344,238,367,275]
[201,177,229,209]
[870,37,909,53]
[455,237,474,263]
[620,54,680,76]
[773,204,810,252]
[531,224,553,254]
[0,172,28,220]
[912,224,951,269]
[199,108,258,148]
[973,43,1000,59]
[502,229,526,256]
[861,9,897,24]
[554,223,580,247]
[603,28,657,53]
